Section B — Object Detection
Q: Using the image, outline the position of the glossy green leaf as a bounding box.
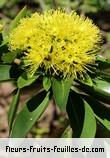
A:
[67,92,96,138]
[10,91,50,138]
[95,115,110,131]
[77,78,110,102]
[96,55,106,62]
[67,92,85,137]
[97,60,110,69]
[0,64,11,81]
[1,52,17,63]
[97,61,110,78]
[93,79,110,99]
[8,89,20,131]
[52,78,73,111]
[17,73,39,89]
[80,100,96,138]
[81,95,110,133]
[43,76,51,91]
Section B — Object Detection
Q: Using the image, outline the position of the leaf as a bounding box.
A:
[77,78,110,102]
[0,43,9,55]
[0,64,11,81]
[1,52,17,63]
[95,115,110,131]
[93,79,110,100]
[52,78,73,111]
[80,100,96,138]
[67,92,96,138]
[9,6,27,32]
[10,91,50,138]
[66,92,85,137]
[96,60,110,78]
[61,126,73,138]
[82,95,110,133]
[80,75,93,86]
[8,89,20,131]
[2,6,27,41]
[43,76,51,91]
[17,73,39,89]
[0,0,7,8]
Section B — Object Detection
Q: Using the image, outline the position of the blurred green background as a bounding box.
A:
[0,0,110,59]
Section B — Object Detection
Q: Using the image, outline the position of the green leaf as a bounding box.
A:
[93,79,110,100]
[43,76,51,91]
[52,78,73,111]
[80,75,93,86]
[96,55,106,62]
[17,73,39,89]
[8,89,20,131]
[95,115,110,131]
[67,92,96,138]
[67,92,85,137]
[61,126,73,138]
[2,6,27,41]
[0,0,7,8]
[81,95,110,134]
[10,91,50,138]
[97,61,110,77]
[96,121,110,137]
[77,78,110,102]
[80,100,96,138]
[0,64,11,81]
[1,52,17,63]
[9,6,27,32]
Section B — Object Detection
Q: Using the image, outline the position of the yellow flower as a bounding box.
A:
[9,9,101,78]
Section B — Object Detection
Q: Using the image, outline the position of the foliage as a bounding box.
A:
[0,4,110,138]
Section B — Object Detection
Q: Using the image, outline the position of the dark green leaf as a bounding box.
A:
[96,122,110,138]
[8,89,20,131]
[96,115,110,131]
[43,76,51,91]
[52,78,73,111]
[10,91,50,138]
[97,60,110,77]
[0,43,9,55]
[0,64,11,81]
[82,95,110,133]
[76,78,110,102]
[93,79,110,100]
[17,73,39,89]
[67,92,85,137]
[67,92,96,138]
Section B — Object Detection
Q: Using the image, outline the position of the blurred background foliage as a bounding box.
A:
[0,0,110,59]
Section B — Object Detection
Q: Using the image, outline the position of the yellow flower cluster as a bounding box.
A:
[9,9,101,78]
